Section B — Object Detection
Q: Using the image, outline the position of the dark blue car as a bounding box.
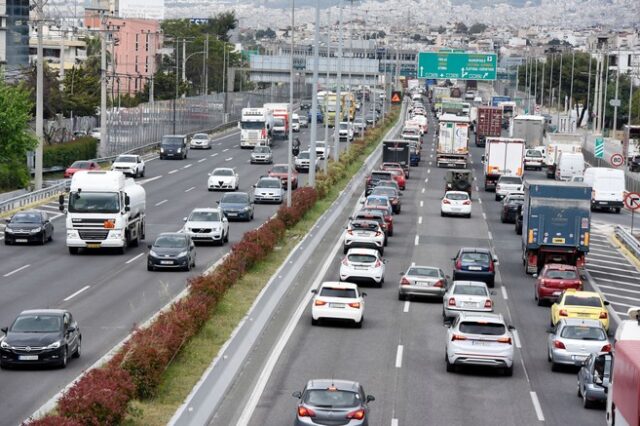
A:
[307,110,324,124]
[218,192,254,221]
[452,247,497,287]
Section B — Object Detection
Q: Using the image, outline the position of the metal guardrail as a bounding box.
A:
[615,225,640,259]
[0,182,67,215]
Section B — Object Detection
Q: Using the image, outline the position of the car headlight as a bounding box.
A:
[108,230,123,239]
[177,251,188,258]
[5,227,13,234]
[243,206,251,211]
[67,230,79,239]
[30,227,42,233]
[0,340,11,349]
[149,249,159,257]
[46,340,61,349]
[160,148,165,153]
[177,148,182,153]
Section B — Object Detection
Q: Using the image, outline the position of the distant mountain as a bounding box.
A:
[241,0,542,7]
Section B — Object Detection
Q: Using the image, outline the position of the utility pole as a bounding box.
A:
[323,9,330,172]
[204,34,209,95]
[148,30,156,104]
[569,50,575,113]
[613,49,620,134]
[594,52,601,132]
[540,60,545,109]
[586,54,592,129]
[333,0,344,163]
[34,0,45,189]
[556,53,563,128]
[308,0,320,187]
[173,37,179,134]
[181,38,187,97]
[601,51,609,133]
[99,12,108,157]
[59,27,65,85]
[547,54,554,115]
[287,0,294,206]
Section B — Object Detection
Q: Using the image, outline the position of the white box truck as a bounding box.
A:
[60,170,146,254]
[239,107,274,148]
[437,113,470,168]
[544,133,583,178]
[482,137,525,191]
[512,115,545,147]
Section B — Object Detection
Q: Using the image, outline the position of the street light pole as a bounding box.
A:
[34,0,45,189]
[309,0,320,187]
[287,0,294,207]
[333,0,344,163]
[323,8,330,173]
[173,38,179,134]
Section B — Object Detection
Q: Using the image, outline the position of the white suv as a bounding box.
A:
[182,207,229,245]
[111,154,145,178]
[339,248,386,287]
[495,175,523,201]
[445,312,515,376]
[343,219,385,255]
[524,149,544,171]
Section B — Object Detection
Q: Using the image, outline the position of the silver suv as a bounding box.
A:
[253,176,284,204]
[250,145,273,164]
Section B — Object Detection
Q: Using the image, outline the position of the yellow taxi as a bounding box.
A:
[550,289,610,331]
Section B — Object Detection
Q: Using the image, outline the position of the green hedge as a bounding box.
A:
[0,159,30,191]
[43,137,98,168]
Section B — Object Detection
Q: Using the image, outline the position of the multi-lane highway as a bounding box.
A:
[208,99,630,426]
[0,121,342,424]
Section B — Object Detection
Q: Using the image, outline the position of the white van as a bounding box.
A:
[615,308,640,344]
[583,167,625,213]
[555,152,585,181]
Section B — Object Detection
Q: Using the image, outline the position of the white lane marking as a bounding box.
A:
[488,231,493,240]
[225,157,233,162]
[155,199,168,206]
[63,285,90,302]
[420,201,424,207]
[139,175,162,185]
[478,198,482,205]
[414,235,419,246]
[403,301,410,313]
[513,329,522,348]
[211,153,218,157]
[391,419,399,426]
[3,264,30,277]
[418,216,423,225]
[233,144,239,147]
[530,391,545,421]
[427,169,431,174]
[198,158,207,163]
[125,253,144,264]
[185,186,196,193]
[222,148,229,152]
[501,286,508,300]
[424,177,428,183]
[183,164,192,169]
[421,188,425,194]
[482,212,487,220]
[395,345,404,368]
[168,169,178,175]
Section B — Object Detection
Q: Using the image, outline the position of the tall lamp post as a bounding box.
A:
[287,0,295,207]
[309,0,320,187]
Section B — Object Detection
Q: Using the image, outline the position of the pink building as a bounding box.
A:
[84,12,161,95]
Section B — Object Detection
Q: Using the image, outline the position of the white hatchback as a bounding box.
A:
[208,167,239,191]
[339,248,386,287]
[442,280,493,319]
[311,281,366,328]
[343,219,385,255]
[441,191,472,218]
[111,154,145,178]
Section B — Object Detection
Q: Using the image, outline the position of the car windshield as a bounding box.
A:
[545,269,578,280]
[297,152,310,159]
[11,212,42,223]
[222,194,249,203]
[561,325,606,340]
[403,129,418,134]
[70,161,91,168]
[241,121,265,130]
[371,188,396,198]
[347,254,377,263]
[366,197,388,206]
[213,169,234,176]
[316,143,325,149]
[320,287,357,298]
[258,179,281,188]
[68,192,120,213]
[351,221,378,231]
[527,150,543,157]
[303,389,359,408]
[407,267,439,277]
[154,235,187,248]
[162,136,184,146]
[453,284,488,296]
[340,123,349,130]
[460,252,490,264]
[459,322,506,335]
[189,211,220,222]
[376,181,398,189]
[446,193,469,201]
[499,176,522,184]
[254,147,270,153]
[192,134,208,140]
[274,118,285,126]
[371,172,391,180]
[271,166,288,173]
[115,156,136,163]
[11,315,62,333]
[506,196,524,204]
[564,296,602,307]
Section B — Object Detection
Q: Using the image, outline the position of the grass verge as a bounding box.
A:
[124,109,400,425]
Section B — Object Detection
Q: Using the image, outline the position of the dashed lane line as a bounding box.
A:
[155,199,168,206]
[168,169,178,175]
[63,285,90,302]
[3,264,30,277]
[125,253,145,264]
[403,301,410,313]
[395,345,404,368]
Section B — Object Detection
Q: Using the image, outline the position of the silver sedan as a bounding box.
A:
[547,318,611,371]
[442,281,493,319]
[398,266,448,301]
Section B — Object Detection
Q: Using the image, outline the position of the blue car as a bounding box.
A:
[452,247,497,288]
[218,192,254,221]
[307,110,323,124]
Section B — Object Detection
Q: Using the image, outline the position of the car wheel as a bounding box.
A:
[495,194,500,201]
[577,383,582,397]
[399,292,406,301]
[311,317,319,326]
[40,233,46,245]
[445,354,455,373]
[343,246,348,255]
[73,338,81,359]
[0,360,7,369]
[379,247,384,256]
[500,215,506,223]
[551,361,559,372]
[582,393,594,408]
[504,365,513,377]
[4,239,10,245]
[487,279,495,288]
[615,208,621,214]
[466,213,471,218]
[68,247,79,255]
[48,231,53,242]
[59,346,68,369]
[224,230,229,243]
[355,318,363,328]
[389,228,394,237]
[384,237,388,246]
[441,211,445,217]
[147,264,154,271]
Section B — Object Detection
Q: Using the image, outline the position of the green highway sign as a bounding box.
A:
[595,137,604,159]
[417,52,497,80]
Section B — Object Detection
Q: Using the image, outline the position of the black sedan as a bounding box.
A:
[500,193,525,223]
[218,192,254,221]
[0,309,81,368]
[4,210,54,245]
[147,232,196,271]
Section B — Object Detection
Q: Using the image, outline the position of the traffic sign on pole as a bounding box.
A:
[594,137,605,159]
[624,192,640,211]
[610,153,625,168]
[417,52,497,80]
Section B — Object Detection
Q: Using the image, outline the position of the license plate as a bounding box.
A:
[354,266,368,270]
[468,266,482,271]
[19,355,38,361]
[227,213,238,217]
[451,208,461,212]
[471,341,489,346]
[86,243,101,249]
[15,239,28,243]
[160,260,173,265]
[599,201,607,205]
[356,232,371,236]
[417,281,430,286]
[553,291,562,296]
[329,303,345,308]
[462,302,478,308]
[572,355,588,361]
[552,237,566,244]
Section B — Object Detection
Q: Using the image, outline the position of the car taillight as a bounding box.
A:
[433,280,444,288]
[455,259,462,269]
[599,311,608,319]
[484,299,492,308]
[448,297,456,306]
[348,302,361,309]
[601,344,612,352]
[488,261,495,272]
[375,231,382,237]
[400,277,411,285]
[497,337,512,344]
[553,340,566,349]
[384,215,391,222]
[451,334,466,341]
[314,300,327,306]
[342,258,349,266]
[375,260,382,267]
[347,230,353,235]
[463,200,471,205]
[346,409,365,420]
[443,199,451,204]
[559,309,568,317]
[298,406,316,417]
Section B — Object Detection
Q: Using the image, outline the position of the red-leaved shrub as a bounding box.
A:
[23,416,83,426]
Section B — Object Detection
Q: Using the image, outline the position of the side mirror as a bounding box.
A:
[292,391,302,399]
[443,322,451,328]
[216,201,220,204]
[546,326,554,333]
[362,292,367,297]
[493,256,499,264]
[252,184,257,188]
[366,395,375,403]
[508,325,516,331]
[237,122,241,129]
[124,206,131,212]
[58,194,65,211]
[183,217,188,222]
[67,325,76,333]
[124,195,131,206]
[604,301,610,306]
[147,244,153,249]
[310,289,317,294]
[1,327,7,334]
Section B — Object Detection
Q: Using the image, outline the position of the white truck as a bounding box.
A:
[239,107,274,148]
[263,103,290,140]
[482,137,525,191]
[437,113,470,168]
[544,133,583,178]
[512,115,545,147]
[60,171,146,255]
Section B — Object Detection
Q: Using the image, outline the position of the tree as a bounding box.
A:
[24,63,62,120]
[256,27,276,39]
[468,23,487,34]
[0,79,38,190]
[62,65,100,117]
[455,22,468,34]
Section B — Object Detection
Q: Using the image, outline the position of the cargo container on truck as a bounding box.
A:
[476,106,503,147]
[606,340,640,426]
[482,137,525,191]
[521,180,591,274]
[437,114,470,168]
[263,103,290,139]
[383,140,411,173]
[545,133,583,178]
[239,107,274,148]
[512,115,545,147]
[60,171,146,255]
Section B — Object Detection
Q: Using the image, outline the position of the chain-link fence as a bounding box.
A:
[103,84,308,157]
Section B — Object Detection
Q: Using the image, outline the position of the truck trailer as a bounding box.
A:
[607,340,640,426]
[482,137,525,191]
[437,113,470,168]
[476,106,503,147]
[512,115,546,147]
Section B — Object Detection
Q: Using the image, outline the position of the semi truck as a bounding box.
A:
[512,115,545,147]
[606,340,640,426]
[544,133,583,178]
[437,114,470,168]
[239,107,274,148]
[263,103,290,139]
[382,140,411,174]
[60,171,146,255]
[482,137,525,191]
[521,180,591,274]
[476,106,503,147]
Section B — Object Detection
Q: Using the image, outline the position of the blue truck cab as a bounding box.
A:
[522,180,591,274]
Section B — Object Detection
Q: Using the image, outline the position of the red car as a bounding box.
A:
[268,163,298,190]
[64,160,100,178]
[535,264,582,306]
[361,207,393,236]
[387,169,406,190]
[381,162,410,179]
